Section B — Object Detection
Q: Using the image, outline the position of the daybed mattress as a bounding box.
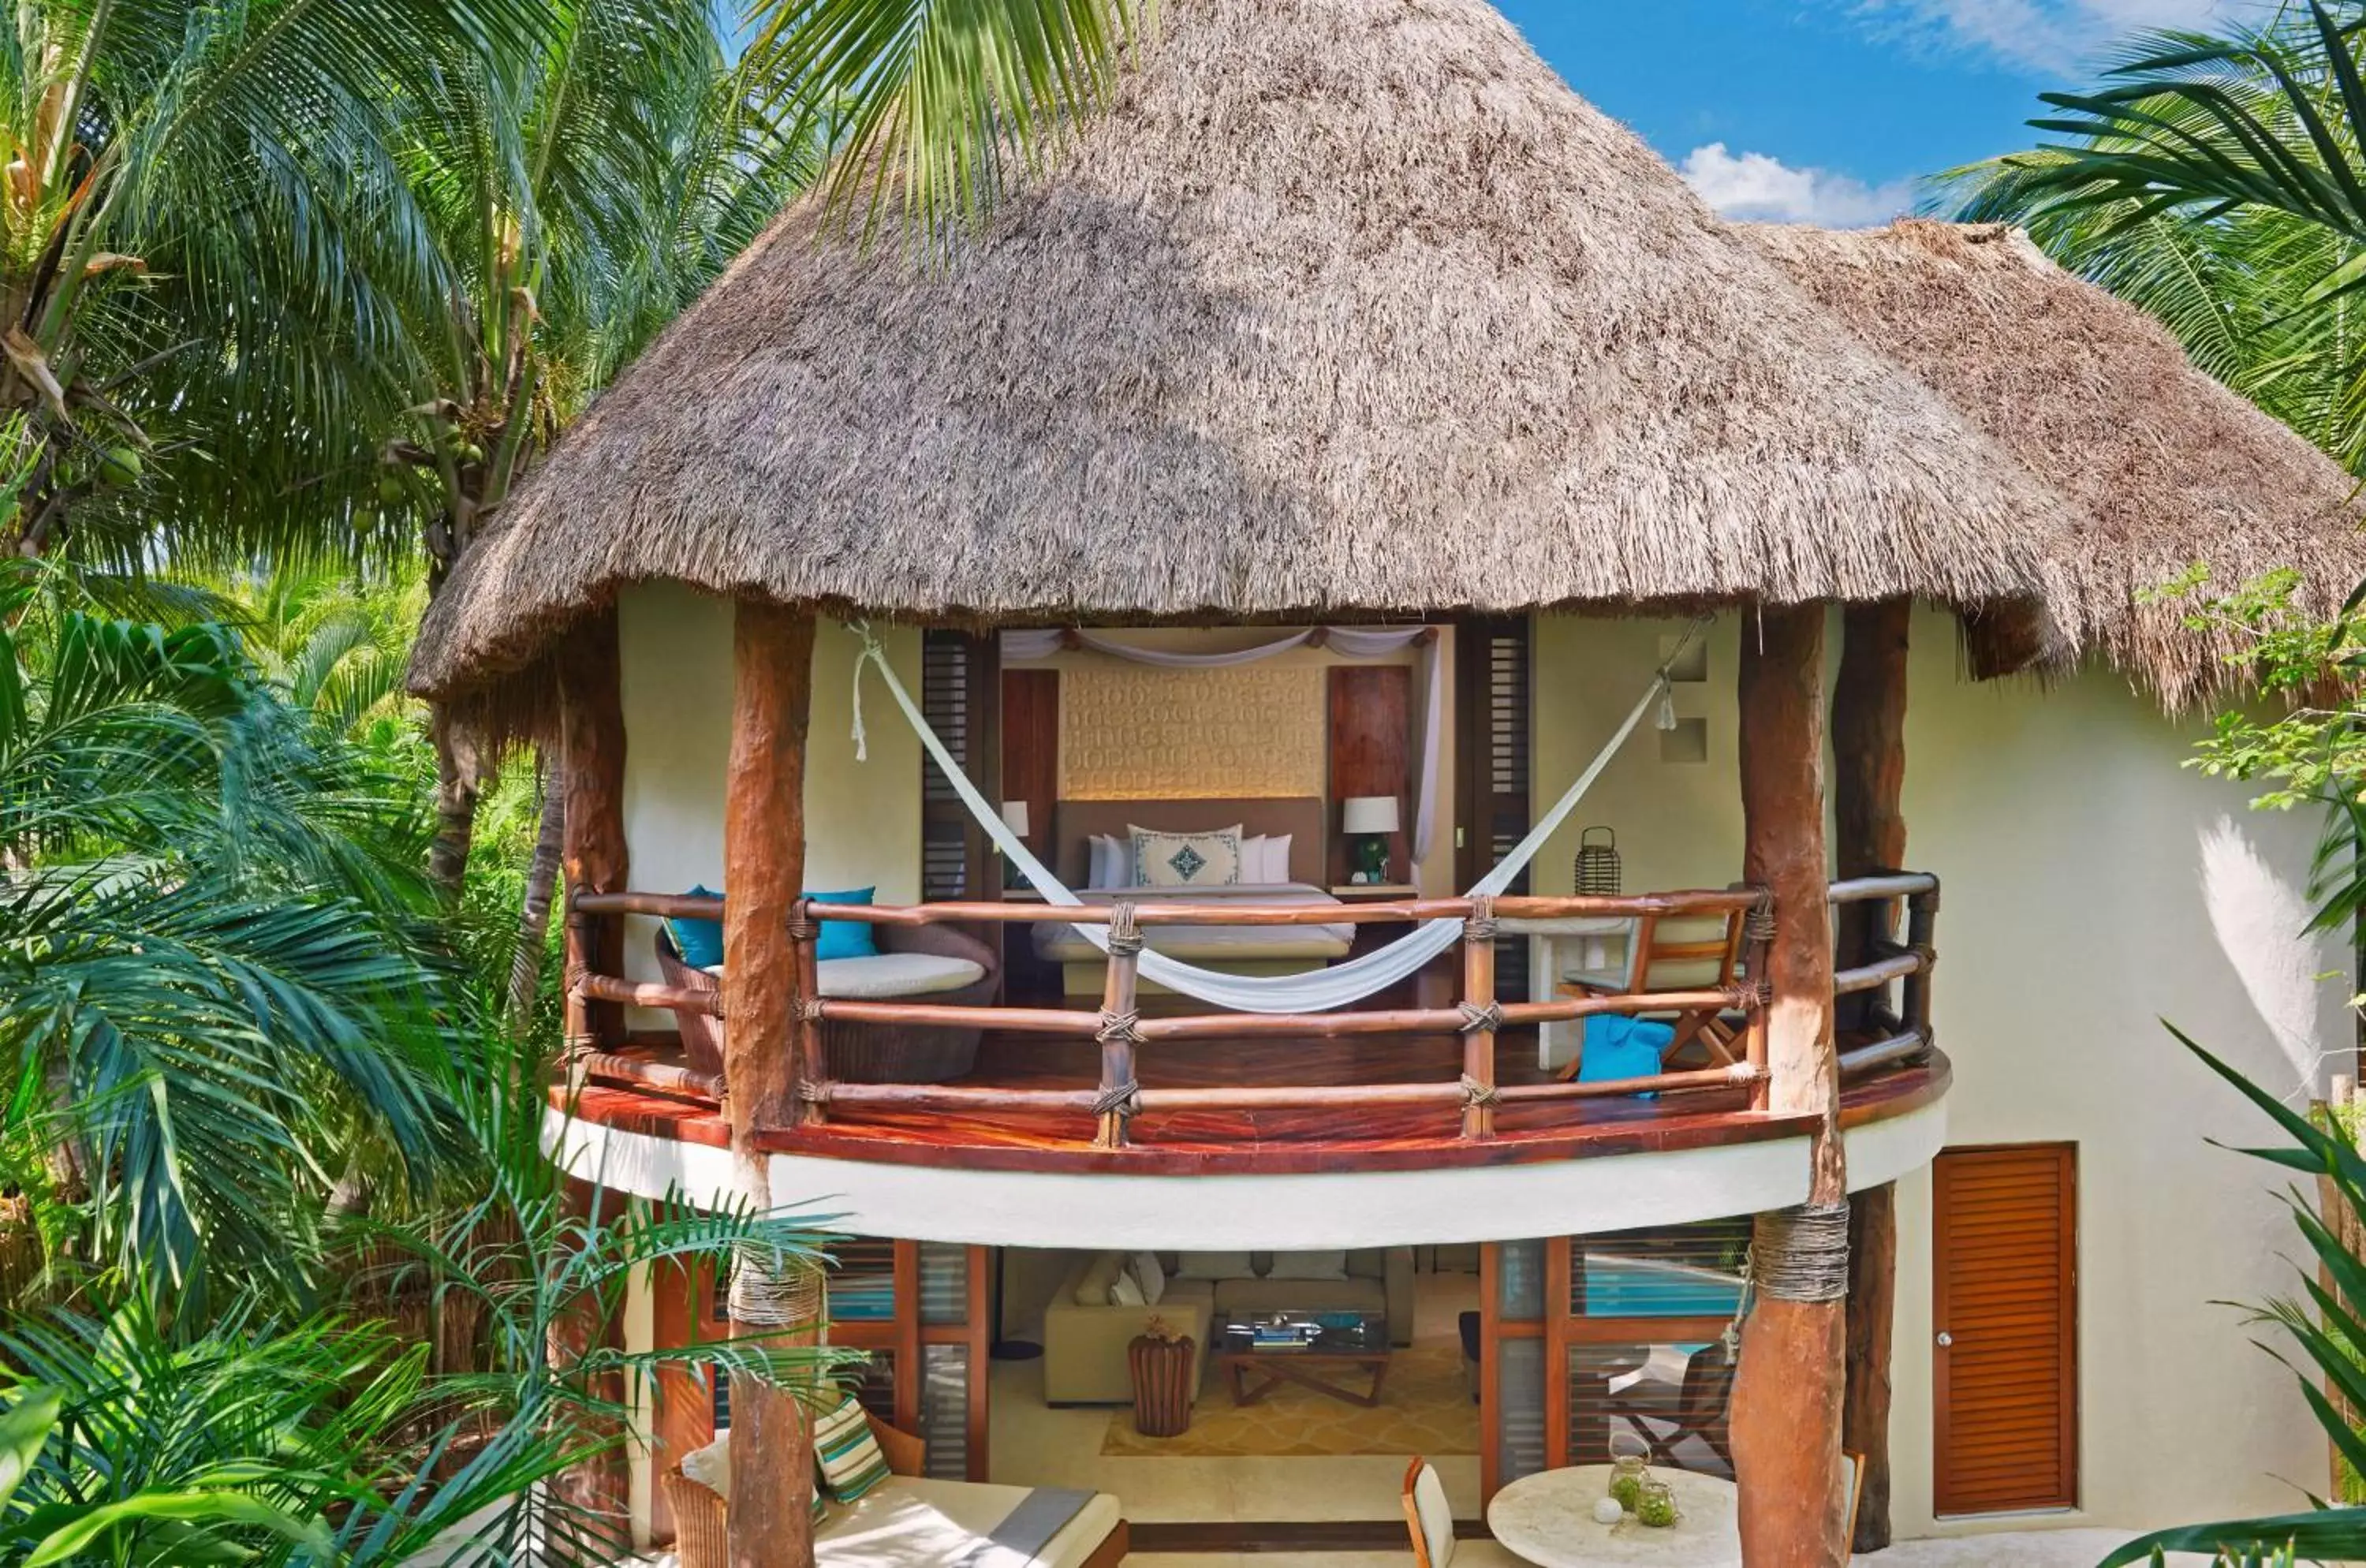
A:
[818,1480,1121,1567]
[1031,883,1356,964]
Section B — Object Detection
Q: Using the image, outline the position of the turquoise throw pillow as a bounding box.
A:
[1578,1015,1676,1099]
[808,887,879,961]
[666,885,726,968]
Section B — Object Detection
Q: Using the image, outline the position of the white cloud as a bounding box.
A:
[1849,0,2250,73]
[1679,143,1916,228]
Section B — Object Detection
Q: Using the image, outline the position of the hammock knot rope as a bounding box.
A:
[846,617,1711,1016]
[1459,1073,1502,1108]
[1456,1000,1506,1035]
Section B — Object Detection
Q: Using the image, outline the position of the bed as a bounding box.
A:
[1030,797,1358,991]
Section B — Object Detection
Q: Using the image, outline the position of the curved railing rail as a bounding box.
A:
[568,873,1938,1148]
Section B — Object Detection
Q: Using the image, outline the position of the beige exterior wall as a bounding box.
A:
[1533,607,2348,1537]
[615,583,924,1012]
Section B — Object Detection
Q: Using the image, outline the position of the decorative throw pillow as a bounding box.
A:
[681,1428,731,1499]
[1265,1250,1349,1281]
[812,1394,892,1503]
[806,887,879,961]
[1129,1250,1166,1306]
[666,886,726,968]
[1174,1250,1254,1281]
[1130,825,1242,888]
[1108,1268,1148,1308]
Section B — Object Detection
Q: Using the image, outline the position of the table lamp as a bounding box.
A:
[1342,795,1400,883]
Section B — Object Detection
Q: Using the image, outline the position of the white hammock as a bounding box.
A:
[849,622,1700,1015]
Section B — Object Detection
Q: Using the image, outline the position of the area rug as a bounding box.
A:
[1100,1342,1480,1458]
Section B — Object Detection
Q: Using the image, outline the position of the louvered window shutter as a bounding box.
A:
[920,632,998,901]
[1933,1144,2079,1515]
[1459,618,1532,999]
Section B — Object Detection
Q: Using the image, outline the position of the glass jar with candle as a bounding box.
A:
[1606,1433,1651,1514]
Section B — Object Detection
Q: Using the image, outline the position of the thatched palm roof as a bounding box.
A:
[408,0,2099,705]
[1745,219,2366,705]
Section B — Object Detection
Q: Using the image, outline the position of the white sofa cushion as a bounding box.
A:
[708,952,984,999]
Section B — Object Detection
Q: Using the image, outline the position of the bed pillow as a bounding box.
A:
[1239,834,1268,883]
[1256,832,1293,883]
[666,886,726,968]
[805,887,879,961]
[1131,825,1242,888]
[1089,833,1128,890]
[813,1394,893,1502]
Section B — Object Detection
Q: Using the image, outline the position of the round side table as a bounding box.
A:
[1484,1465,1739,1567]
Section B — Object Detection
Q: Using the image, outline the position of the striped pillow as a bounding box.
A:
[812,1396,891,1503]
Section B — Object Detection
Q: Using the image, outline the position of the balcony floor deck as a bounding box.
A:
[566,1026,1949,1178]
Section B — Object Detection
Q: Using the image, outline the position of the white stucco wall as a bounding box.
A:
[616,584,924,1019]
[1534,608,2350,1538]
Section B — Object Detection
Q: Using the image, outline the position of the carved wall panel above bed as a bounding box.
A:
[1057,664,1324,801]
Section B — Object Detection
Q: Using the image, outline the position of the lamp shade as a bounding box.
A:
[1000,799,1032,838]
[1342,795,1400,835]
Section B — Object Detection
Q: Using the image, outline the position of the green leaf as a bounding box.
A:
[0,1386,60,1513]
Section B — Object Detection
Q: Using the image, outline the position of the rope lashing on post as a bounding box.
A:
[1745,890,1778,946]
[797,1078,830,1103]
[1462,894,1498,943]
[1457,1001,1505,1034]
[729,1244,827,1335]
[786,917,819,943]
[1725,980,1771,1010]
[1459,1074,1502,1107]
[1104,902,1143,958]
[1096,1011,1145,1046]
[1749,1201,1852,1305]
[1093,1081,1142,1118]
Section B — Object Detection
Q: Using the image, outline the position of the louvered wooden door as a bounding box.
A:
[1933,1144,2078,1515]
[1457,618,1532,999]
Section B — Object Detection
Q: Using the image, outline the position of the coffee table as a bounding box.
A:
[1216,1310,1391,1409]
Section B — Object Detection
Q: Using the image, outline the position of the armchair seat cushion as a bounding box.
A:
[703,952,986,1000]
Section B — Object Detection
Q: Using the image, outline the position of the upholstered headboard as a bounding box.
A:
[1053,797,1329,886]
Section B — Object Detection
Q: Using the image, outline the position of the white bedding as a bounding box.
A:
[818,1479,1121,1567]
[1031,882,1356,964]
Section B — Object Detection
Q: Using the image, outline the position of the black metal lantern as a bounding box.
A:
[1575,825,1620,895]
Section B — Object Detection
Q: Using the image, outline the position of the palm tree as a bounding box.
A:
[1950,2,2366,471]
[0,556,454,1305]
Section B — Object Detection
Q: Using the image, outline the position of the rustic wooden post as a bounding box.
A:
[548,1177,630,1558]
[722,602,817,1568]
[558,610,629,1051]
[1095,903,1143,1148]
[1729,603,1849,1568]
[1461,897,1500,1139]
[1834,596,1907,1553]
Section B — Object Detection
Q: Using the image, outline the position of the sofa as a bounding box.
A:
[1041,1248,1415,1406]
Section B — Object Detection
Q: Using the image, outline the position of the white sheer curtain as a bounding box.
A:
[854,624,1688,1014]
[1001,625,1441,854]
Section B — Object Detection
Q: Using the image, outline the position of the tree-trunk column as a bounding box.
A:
[1834,597,1909,1553]
[558,611,629,1050]
[722,601,817,1568]
[1730,603,1849,1568]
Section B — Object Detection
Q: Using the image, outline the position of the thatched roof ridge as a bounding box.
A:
[1746,219,2366,705]
[407,0,2096,703]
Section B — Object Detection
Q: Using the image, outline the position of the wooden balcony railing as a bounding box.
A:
[569,873,1939,1149]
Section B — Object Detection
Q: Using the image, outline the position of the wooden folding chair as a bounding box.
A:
[1555,909,1747,1079]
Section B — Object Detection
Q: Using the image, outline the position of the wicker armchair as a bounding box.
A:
[655,922,999,1084]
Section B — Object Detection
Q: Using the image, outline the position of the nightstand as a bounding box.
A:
[1326,883,1420,901]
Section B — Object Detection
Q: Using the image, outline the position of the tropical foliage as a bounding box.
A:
[1950,2,2366,473]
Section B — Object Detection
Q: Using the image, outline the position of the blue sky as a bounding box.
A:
[1489,0,2243,225]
